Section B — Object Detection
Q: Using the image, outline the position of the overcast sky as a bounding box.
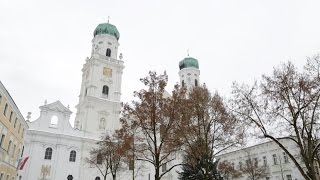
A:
[1,0,319,123]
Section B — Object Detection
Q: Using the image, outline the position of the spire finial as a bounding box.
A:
[26,112,32,121]
[107,16,110,23]
[187,49,190,56]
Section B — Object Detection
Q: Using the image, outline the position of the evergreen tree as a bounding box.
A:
[178,139,222,180]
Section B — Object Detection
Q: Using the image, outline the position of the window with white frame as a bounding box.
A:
[0,134,5,147]
[9,111,13,122]
[44,147,53,160]
[50,116,58,127]
[272,154,278,165]
[3,103,8,116]
[286,174,292,180]
[162,163,167,172]
[283,152,289,163]
[13,118,17,128]
[263,156,267,167]
[69,150,76,162]
[7,140,11,154]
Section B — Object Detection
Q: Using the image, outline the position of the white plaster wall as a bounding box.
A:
[216,139,304,180]
[23,132,82,180]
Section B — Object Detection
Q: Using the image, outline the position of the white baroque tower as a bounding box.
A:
[178,56,200,90]
[74,22,124,135]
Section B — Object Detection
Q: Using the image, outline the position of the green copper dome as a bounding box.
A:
[179,57,199,70]
[93,23,120,40]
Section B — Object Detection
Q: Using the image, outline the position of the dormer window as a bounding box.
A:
[106,48,111,57]
[102,85,109,96]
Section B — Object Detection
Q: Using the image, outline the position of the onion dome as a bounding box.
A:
[179,57,199,70]
[93,23,120,40]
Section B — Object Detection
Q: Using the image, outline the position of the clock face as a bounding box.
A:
[103,67,112,77]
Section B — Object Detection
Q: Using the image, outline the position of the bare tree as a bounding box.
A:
[87,134,129,180]
[231,56,320,180]
[217,160,241,180]
[121,71,187,180]
[86,147,110,180]
[178,86,244,179]
[239,151,268,180]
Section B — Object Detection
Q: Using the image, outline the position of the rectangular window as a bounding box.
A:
[21,146,24,157]
[21,128,24,138]
[7,141,11,154]
[239,161,243,170]
[0,134,5,147]
[283,152,289,163]
[266,177,270,180]
[162,163,167,172]
[129,160,134,170]
[12,145,16,157]
[18,124,21,133]
[9,111,13,122]
[14,118,17,128]
[286,174,292,180]
[3,103,8,116]
[272,154,278,165]
[254,158,258,167]
[263,156,267,167]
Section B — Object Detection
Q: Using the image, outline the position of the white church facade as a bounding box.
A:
[21,21,202,180]
[22,22,128,180]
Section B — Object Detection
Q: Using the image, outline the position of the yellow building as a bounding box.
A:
[0,81,28,180]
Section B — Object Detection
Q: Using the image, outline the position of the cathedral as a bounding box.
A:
[21,21,200,180]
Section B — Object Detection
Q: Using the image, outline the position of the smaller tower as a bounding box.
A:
[178,57,200,90]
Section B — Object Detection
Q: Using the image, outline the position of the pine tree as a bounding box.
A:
[178,139,222,180]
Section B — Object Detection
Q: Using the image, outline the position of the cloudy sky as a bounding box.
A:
[1,0,319,123]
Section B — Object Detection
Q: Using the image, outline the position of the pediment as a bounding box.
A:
[40,101,72,114]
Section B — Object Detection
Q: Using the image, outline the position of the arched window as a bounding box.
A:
[95,177,101,180]
[102,85,109,95]
[69,150,76,162]
[50,116,58,127]
[106,48,111,57]
[195,79,198,87]
[182,80,185,87]
[44,147,53,160]
[67,175,73,180]
[97,153,102,164]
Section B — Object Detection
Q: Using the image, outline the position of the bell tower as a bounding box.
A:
[74,22,124,135]
[178,56,200,90]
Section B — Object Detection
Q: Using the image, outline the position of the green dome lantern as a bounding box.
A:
[93,23,120,40]
[179,57,199,70]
